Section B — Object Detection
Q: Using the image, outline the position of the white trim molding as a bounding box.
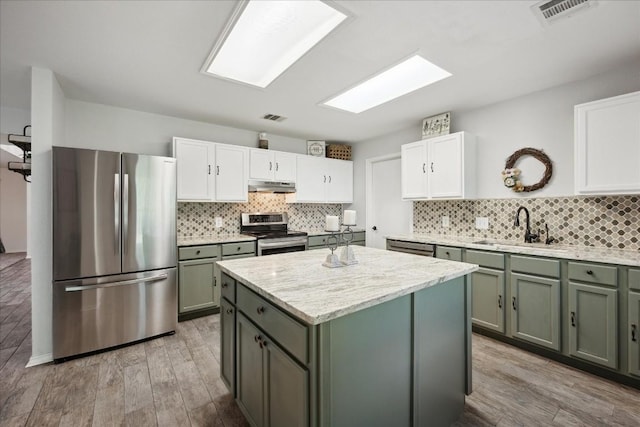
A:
[26,352,53,367]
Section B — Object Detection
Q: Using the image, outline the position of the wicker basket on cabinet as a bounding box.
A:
[326,144,352,160]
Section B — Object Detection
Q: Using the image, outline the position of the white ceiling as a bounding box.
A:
[1,0,639,143]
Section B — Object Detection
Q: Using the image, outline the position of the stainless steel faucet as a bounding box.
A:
[514,206,539,243]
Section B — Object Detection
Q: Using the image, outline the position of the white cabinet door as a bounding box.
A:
[292,155,326,202]
[401,141,428,199]
[215,145,248,202]
[429,133,463,198]
[249,149,274,181]
[575,91,640,195]
[274,152,296,182]
[173,137,215,201]
[326,158,353,203]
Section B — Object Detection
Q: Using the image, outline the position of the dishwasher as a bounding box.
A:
[386,239,435,257]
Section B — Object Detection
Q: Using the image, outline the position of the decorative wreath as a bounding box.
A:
[501,148,553,193]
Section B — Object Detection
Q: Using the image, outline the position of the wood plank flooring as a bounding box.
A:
[1,253,639,426]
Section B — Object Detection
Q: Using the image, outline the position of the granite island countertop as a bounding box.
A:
[386,233,640,267]
[217,246,478,325]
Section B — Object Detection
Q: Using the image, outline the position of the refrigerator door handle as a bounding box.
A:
[64,273,169,292]
[114,173,120,255]
[123,173,129,254]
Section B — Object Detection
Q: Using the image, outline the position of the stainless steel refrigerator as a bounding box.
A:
[52,146,177,360]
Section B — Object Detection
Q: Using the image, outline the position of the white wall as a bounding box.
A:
[64,100,309,156]
[351,61,640,227]
[28,67,65,366]
[0,106,30,134]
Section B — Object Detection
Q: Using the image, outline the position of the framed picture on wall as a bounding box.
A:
[422,112,451,139]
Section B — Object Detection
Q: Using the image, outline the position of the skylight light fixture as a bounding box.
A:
[203,0,347,88]
[323,55,452,113]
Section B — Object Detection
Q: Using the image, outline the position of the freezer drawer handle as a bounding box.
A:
[64,273,168,292]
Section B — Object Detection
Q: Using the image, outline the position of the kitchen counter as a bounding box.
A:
[386,233,640,267]
[177,234,256,246]
[217,245,477,325]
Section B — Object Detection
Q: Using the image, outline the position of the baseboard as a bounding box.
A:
[26,352,53,367]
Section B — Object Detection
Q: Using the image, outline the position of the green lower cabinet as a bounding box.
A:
[178,258,217,313]
[220,298,236,395]
[470,268,505,333]
[568,282,618,369]
[510,273,561,351]
[236,313,309,427]
[629,292,640,377]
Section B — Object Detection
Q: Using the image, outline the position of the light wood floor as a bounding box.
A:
[1,253,639,426]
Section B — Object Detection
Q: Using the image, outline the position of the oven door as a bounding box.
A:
[257,237,308,256]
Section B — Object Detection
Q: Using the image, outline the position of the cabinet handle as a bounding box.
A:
[226,308,233,314]
[254,334,260,343]
[216,165,220,175]
[257,306,265,315]
[269,161,272,171]
[512,297,517,310]
[208,165,211,175]
[431,162,434,172]
[324,175,326,183]
[632,324,637,342]
[329,175,332,183]
[422,163,426,173]
[586,270,593,275]
[221,282,228,288]
[571,311,576,327]
[498,295,502,309]
[275,162,279,171]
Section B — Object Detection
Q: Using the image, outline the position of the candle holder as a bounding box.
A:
[339,226,358,265]
[322,232,342,268]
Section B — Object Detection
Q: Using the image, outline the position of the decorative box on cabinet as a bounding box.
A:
[567,261,618,369]
[401,131,476,200]
[574,91,640,195]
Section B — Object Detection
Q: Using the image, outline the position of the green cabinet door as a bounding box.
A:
[568,282,618,369]
[220,298,236,395]
[470,268,505,333]
[264,335,309,427]
[236,313,265,427]
[178,258,216,313]
[629,292,640,377]
[510,273,561,351]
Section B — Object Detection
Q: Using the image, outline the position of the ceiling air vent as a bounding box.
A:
[262,114,287,122]
[532,0,596,25]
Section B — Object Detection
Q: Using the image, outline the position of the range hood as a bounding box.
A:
[248,180,296,193]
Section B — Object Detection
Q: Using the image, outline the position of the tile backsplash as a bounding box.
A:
[177,193,342,236]
[414,195,640,251]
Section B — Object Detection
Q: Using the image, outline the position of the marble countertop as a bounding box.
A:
[217,246,477,325]
[177,234,256,246]
[386,234,640,267]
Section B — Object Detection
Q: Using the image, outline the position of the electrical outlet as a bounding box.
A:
[475,217,489,230]
[441,216,450,227]
[215,217,223,228]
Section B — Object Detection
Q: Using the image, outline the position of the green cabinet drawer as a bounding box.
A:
[568,262,617,287]
[465,250,504,270]
[221,273,236,304]
[511,255,560,279]
[236,284,308,364]
[178,258,217,313]
[351,231,365,243]
[308,235,330,248]
[436,246,462,262]
[222,241,256,256]
[178,245,220,261]
[629,269,640,291]
[223,253,256,261]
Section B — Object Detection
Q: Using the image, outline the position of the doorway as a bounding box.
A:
[366,153,412,249]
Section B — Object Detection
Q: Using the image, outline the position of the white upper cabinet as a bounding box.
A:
[214,144,248,202]
[249,149,296,182]
[401,131,476,200]
[574,91,640,195]
[173,137,248,202]
[286,155,353,204]
[173,137,215,201]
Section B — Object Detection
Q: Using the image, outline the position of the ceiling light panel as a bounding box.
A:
[324,55,452,113]
[205,0,347,88]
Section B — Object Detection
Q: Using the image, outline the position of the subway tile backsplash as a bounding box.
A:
[414,195,640,251]
[177,193,342,236]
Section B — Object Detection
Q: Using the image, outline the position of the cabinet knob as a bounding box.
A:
[445,251,450,256]
[237,246,241,251]
[257,306,265,315]
[196,250,201,255]
[571,311,576,327]
[221,282,228,288]
[586,270,593,275]
[226,308,233,314]
[254,334,260,343]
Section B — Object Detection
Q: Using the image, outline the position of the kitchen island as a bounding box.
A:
[217,246,478,427]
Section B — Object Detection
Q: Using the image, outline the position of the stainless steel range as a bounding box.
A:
[241,212,308,256]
